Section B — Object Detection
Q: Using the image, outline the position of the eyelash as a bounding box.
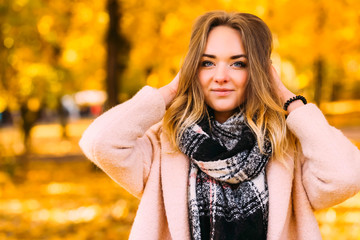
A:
[200,60,247,68]
[201,61,214,67]
[232,61,247,68]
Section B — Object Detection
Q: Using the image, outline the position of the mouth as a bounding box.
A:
[211,88,234,96]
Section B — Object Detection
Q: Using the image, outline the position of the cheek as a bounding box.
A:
[235,71,248,87]
[198,70,209,88]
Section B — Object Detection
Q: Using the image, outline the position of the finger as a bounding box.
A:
[270,65,281,83]
[168,72,180,95]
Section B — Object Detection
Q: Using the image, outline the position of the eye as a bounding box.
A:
[232,61,247,68]
[201,60,214,67]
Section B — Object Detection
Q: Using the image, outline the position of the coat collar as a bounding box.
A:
[160,132,191,240]
[266,154,295,240]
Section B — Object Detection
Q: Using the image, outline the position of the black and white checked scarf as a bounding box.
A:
[179,111,272,240]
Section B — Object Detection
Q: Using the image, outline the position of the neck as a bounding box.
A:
[214,111,235,123]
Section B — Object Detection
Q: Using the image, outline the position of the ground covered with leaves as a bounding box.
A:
[0,158,140,240]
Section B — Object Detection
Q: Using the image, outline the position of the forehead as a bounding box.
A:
[204,26,245,55]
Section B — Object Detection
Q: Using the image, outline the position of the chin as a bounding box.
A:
[212,104,237,112]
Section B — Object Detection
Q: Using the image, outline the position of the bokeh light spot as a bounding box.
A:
[63,49,78,63]
[3,37,14,48]
[97,11,109,24]
[37,15,54,36]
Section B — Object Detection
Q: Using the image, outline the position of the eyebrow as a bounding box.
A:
[202,54,247,59]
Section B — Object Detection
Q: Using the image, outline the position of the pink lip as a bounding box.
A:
[211,88,234,96]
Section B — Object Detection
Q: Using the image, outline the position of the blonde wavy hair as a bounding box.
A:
[163,11,296,161]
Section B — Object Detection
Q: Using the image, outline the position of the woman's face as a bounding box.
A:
[198,25,248,123]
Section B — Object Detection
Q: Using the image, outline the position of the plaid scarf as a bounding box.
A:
[179,111,272,240]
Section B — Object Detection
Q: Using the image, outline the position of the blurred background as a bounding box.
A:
[1,0,360,239]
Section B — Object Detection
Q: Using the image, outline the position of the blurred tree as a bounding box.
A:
[1,0,360,162]
[0,0,72,153]
[313,4,326,106]
[105,0,130,108]
[268,0,360,104]
[0,0,108,155]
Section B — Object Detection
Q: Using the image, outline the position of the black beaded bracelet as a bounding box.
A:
[283,95,307,111]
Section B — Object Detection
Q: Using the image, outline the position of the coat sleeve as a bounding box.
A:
[286,103,360,210]
[79,86,166,198]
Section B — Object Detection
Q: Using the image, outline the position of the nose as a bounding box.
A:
[213,63,229,84]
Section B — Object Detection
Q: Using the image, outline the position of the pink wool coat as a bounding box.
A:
[79,86,360,240]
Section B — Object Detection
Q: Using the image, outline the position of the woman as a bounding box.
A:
[79,11,360,240]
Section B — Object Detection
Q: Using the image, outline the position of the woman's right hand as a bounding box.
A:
[159,72,180,108]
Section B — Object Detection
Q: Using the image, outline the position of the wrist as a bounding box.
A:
[279,89,295,104]
[283,95,307,113]
[286,100,305,113]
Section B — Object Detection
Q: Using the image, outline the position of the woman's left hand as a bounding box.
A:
[271,65,304,113]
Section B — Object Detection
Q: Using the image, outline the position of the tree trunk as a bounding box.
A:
[314,58,324,106]
[313,4,326,106]
[105,0,130,109]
